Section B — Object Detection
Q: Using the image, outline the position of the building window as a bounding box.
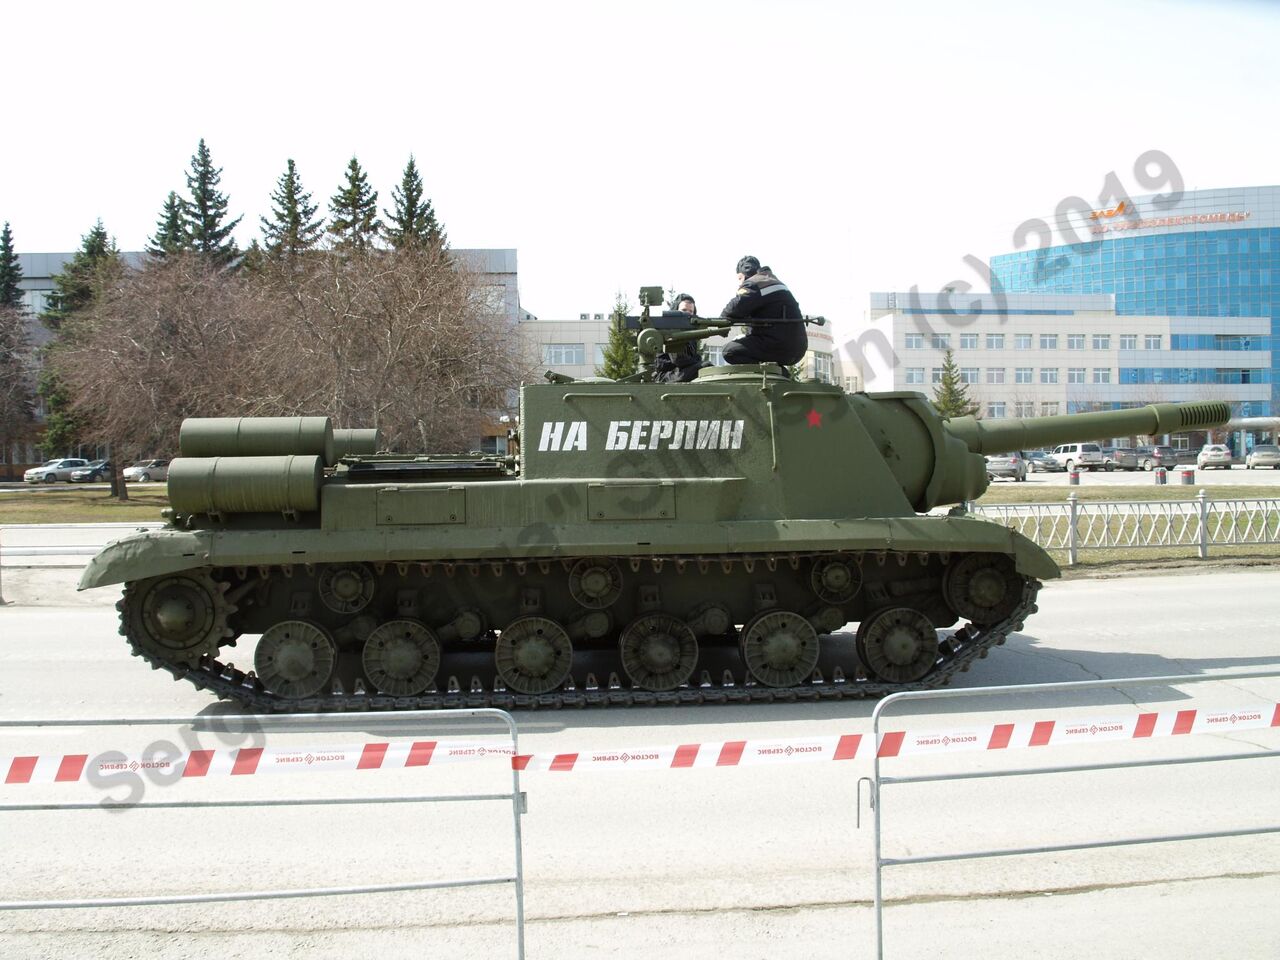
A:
[479,435,509,455]
[1119,334,1137,349]
[1068,367,1086,384]
[960,333,979,349]
[1145,334,1162,350]
[1015,401,1035,417]
[1040,368,1059,384]
[705,345,724,364]
[931,333,950,350]
[960,367,978,384]
[1092,334,1111,350]
[931,367,944,384]
[813,353,833,383]
[986,333,1004,349]
[1093,368,1112,383]
[593,344,606,366]
[905,367,924,384]
[1040,402,1060,416]
[1015,367,1033,384]
[904,333,923,349]
[579,313,589,321]
[987,402,1006,419]
[1040,334,1058,350]
[1067,334,1085,350]
[543,343,585,365]
[1015,333,1033,350]
[986,367,1005,384]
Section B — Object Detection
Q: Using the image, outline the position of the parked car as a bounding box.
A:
[985,451,1028,481]
[1101,447,1138,471]
[1048,442,1104,472]
[1134,445,1181,471]
[69,459,114,482]
[122,459,170,483]
[23,458,90,483]
[1196,444,1233,469]
[1245,444,1280,470]
[1026,451,1064,473]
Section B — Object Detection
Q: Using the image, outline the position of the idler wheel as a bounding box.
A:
[318,563,375,614]
[810,557,861,603]
[568,559,623,609]
[739,610,820,688]
[125,571,231,664]
[362,620,442,696]
[494,616,573,695]
[619,613,699,691]
[254,620,337,699]
[856,607,939,683]
[942,553,1022,625]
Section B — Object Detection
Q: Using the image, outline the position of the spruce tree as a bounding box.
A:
[40,220,120,330]
[182,138,242,265]
[261,158,323,258]
[596,292,638,380]
[932,348,979,418]
[147,191,188,258]
[0,222,22,308]
[328,156,382,251]
[384,155,447,250]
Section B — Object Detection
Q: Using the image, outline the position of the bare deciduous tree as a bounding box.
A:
[49,247,533,459]
[0,305,37,466]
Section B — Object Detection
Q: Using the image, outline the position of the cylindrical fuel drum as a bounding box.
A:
[179,417,335,465]
[168,456,323,515]
[332,428,379,458]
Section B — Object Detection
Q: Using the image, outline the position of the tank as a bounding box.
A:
[79,314,1231,710]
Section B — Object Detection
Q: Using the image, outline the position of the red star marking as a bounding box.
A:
[806,409,822,428]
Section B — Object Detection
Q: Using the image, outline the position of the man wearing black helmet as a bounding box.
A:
[720,255,808,367]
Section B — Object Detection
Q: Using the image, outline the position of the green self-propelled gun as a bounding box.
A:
[81,319,1231,710]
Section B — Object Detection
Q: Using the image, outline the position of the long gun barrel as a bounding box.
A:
[944,401,1232,455]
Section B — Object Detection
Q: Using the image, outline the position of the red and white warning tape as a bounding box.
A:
[4,703,1277,785]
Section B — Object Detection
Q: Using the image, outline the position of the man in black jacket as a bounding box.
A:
[720,255,808,366]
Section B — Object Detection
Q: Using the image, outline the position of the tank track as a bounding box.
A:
[120,563,1041,713]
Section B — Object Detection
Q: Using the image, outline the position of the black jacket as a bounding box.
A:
[720,271,803,323]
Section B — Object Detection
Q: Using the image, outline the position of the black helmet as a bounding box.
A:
[736,255,761,277]
[673,292,695,308]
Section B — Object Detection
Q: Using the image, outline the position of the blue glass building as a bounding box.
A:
[990,186,1278,417]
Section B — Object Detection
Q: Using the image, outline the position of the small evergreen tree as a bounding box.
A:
[596,292,638,380]
[0,222,23,308]
[384,155,446,250]
[40,220,120,330]
[147,191,188,258]
[261,158,323,258]
[932,348,979,418]
[182,138,242,265]
[328,156,382,250]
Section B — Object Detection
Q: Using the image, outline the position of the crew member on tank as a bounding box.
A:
[720,255,807,367]
[653,292,710,384]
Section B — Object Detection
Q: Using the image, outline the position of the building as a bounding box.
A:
[518,310,843,385]
[862,291,1270,452]
[988,185,1278,414]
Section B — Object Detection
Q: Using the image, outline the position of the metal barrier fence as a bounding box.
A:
[0,709,527,958]
[867,671,1280,960]
[0,522,163,604]
[969,491,1280,564]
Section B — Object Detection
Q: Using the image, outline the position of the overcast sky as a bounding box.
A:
[3,0,1276,346]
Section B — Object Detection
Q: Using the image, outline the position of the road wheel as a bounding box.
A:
[1065,460,1074,472]
[42,473,56,483]
[1142,460,1153,471]
[1105,463,1115,472]
[138,472,151,482]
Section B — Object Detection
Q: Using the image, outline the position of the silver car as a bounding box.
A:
[23,458,89,483]
[985,451,1028,481]
[1245,444,1280,469]
[122,459,170,483]
[1196,444,1233,470]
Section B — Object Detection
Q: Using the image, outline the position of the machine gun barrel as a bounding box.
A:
[944,401,1231,455]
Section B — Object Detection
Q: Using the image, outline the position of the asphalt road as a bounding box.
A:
[1,562,1278,958]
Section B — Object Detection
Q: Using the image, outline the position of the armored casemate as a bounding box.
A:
[81,302,1231,710]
